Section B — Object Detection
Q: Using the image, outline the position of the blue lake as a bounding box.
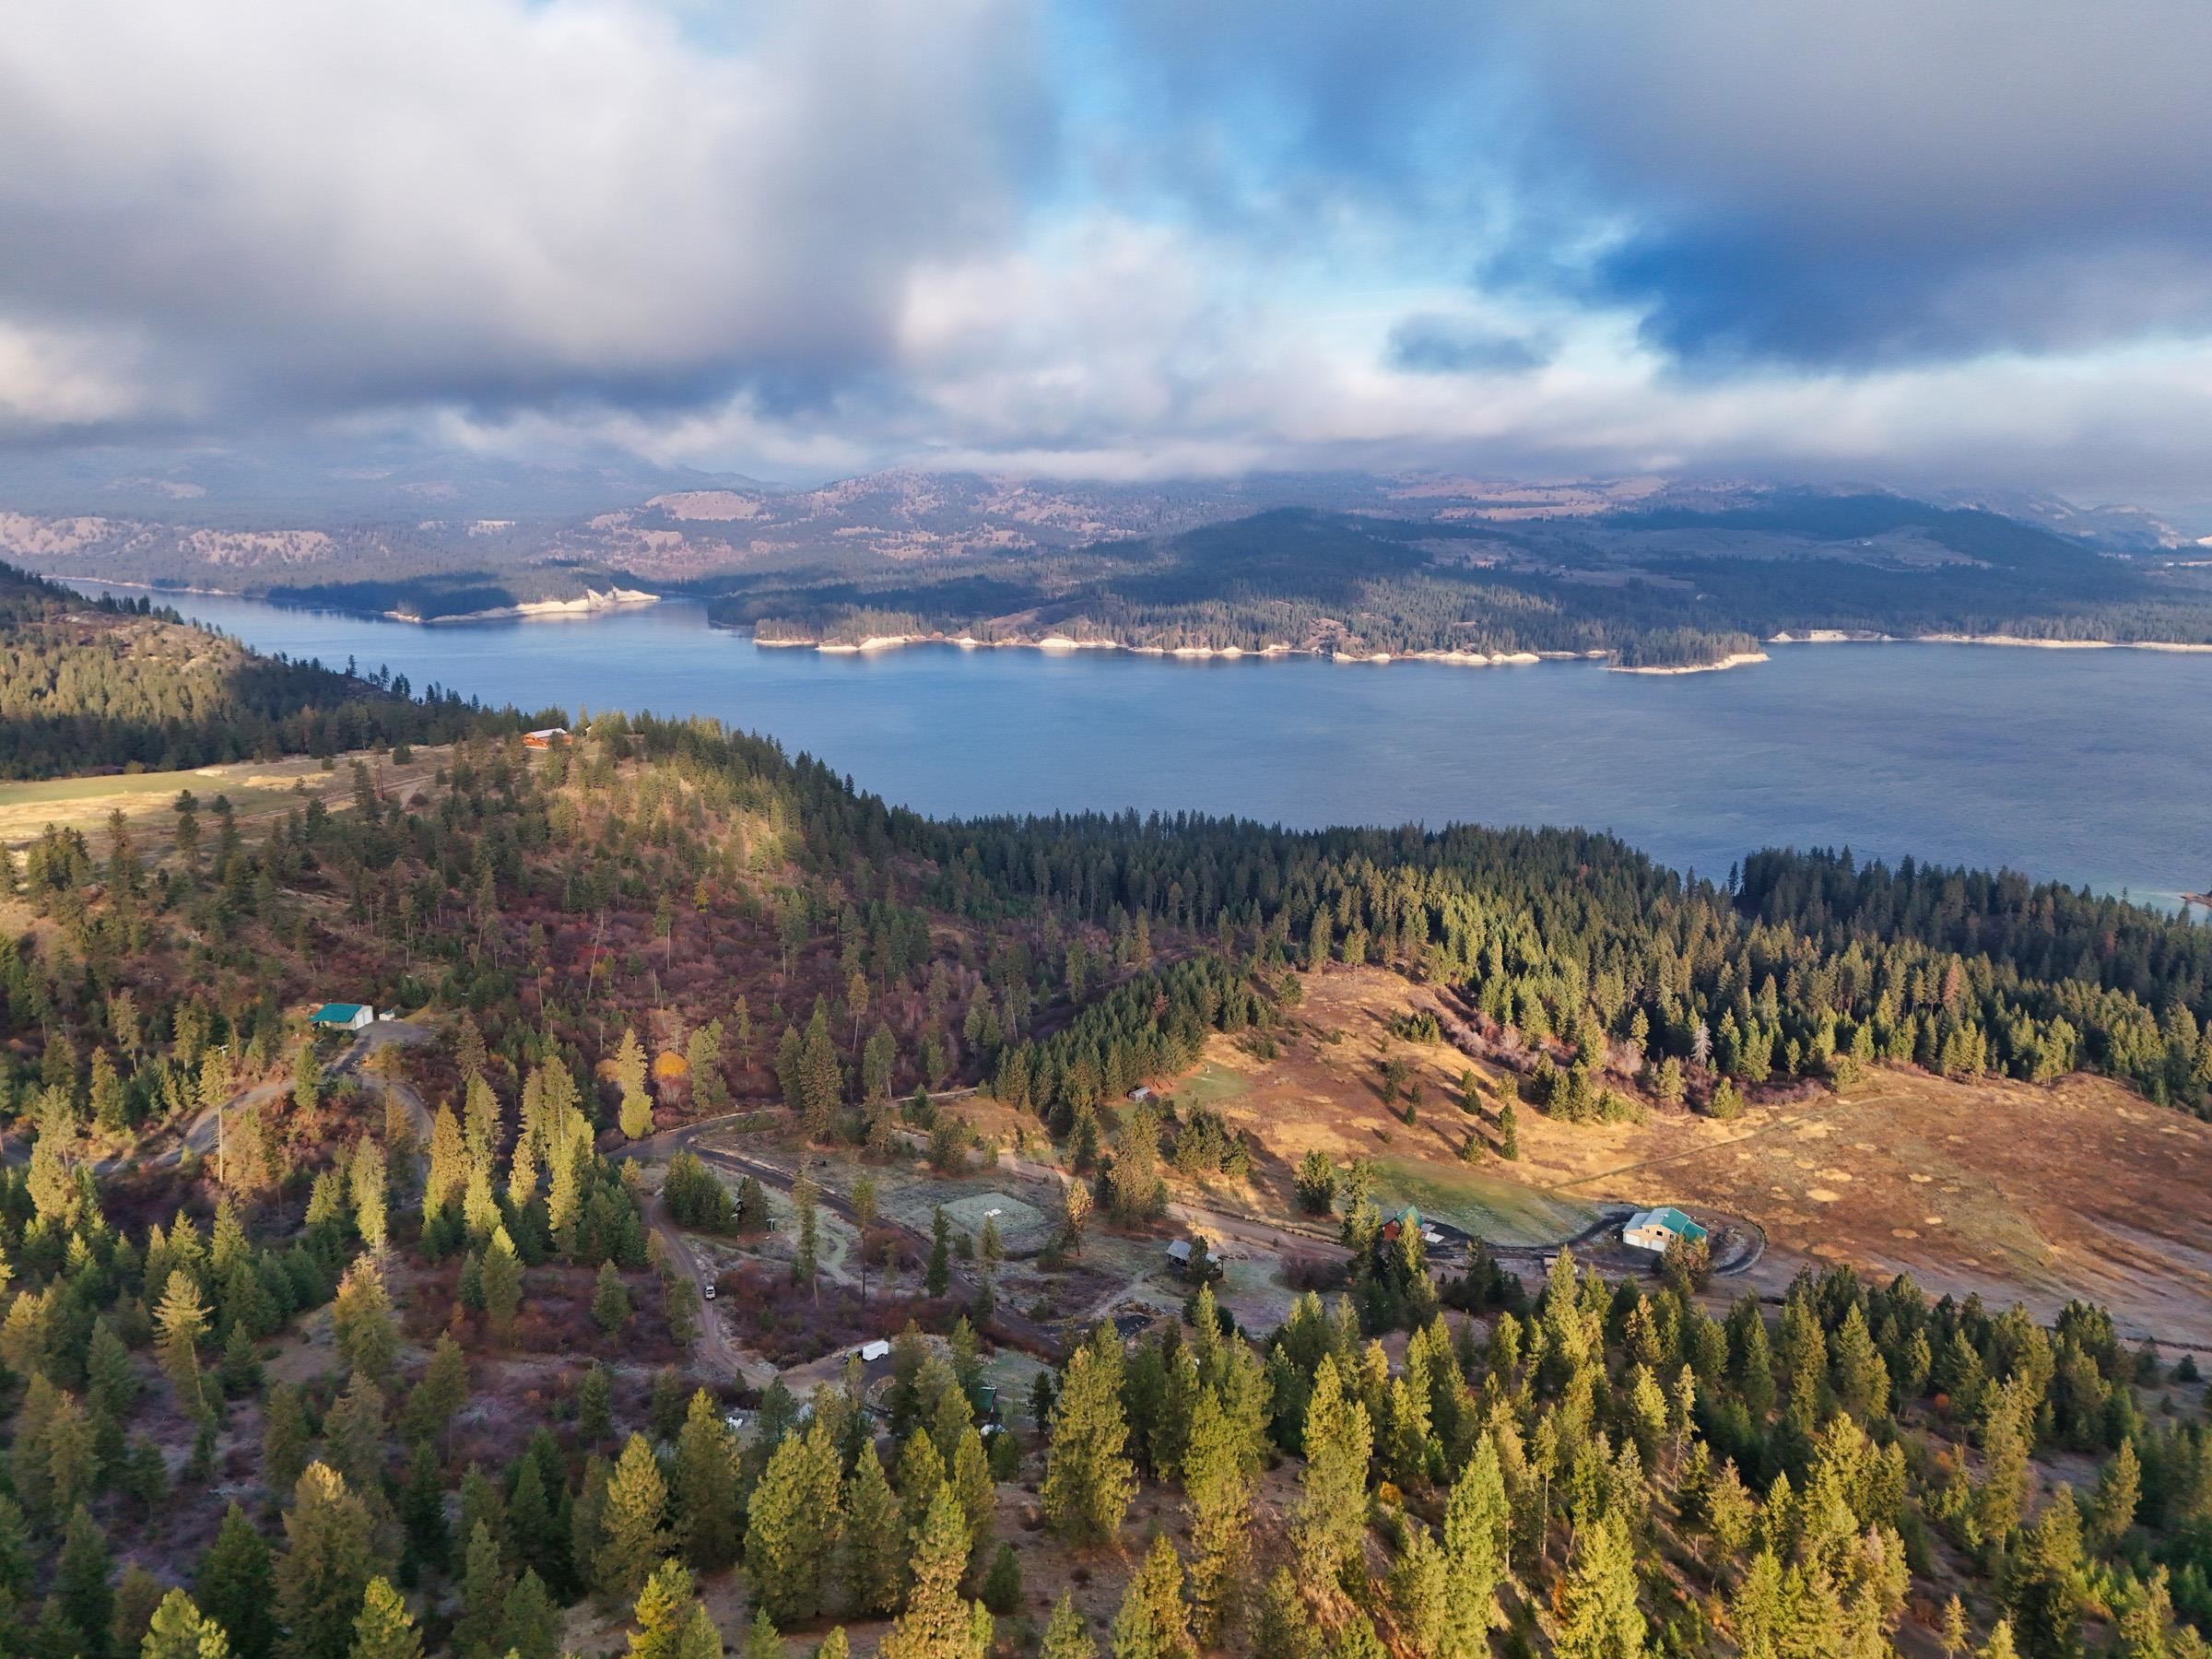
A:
[72,585,2212,909]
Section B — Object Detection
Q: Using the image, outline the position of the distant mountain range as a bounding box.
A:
[5,465,2210,667]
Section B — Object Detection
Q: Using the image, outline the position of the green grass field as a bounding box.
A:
[1174,1065,1252,1111]
[1374,1158,1604,1246]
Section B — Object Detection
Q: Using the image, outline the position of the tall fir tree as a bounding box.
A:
[346,1579,421,1659]
[746,1419,843,1625]
[595,1435,672,1606]
[1291,1355,1372,1591]
[877,1486,991,1659]
[275,1465,380,1659]
[1043,1336,1136,1545]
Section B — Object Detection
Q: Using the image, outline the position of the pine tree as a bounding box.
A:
[1182,1392,1252,1643]
[1043,1337,1137,1545]
[1041,1594,1099,1659]
[2093,1441,2141,1548]
[452,1522,514,1659]
[840,1441,906,1619]
[1553,1514,1643,1659]
[623,1554,700,1659]
[793,1171,819,1299]
[347,1579,421,1659]
[275,1465,380,1659]
[1434,1438,1508,1657]
[799,1002,841,1139]
[742,1609,782,1659]
[596,1434,672,1606]
[58,1503,114,1659]
[1109,1533,1194,1659]
[501,1571,559,1659]
[926,1206,952,1297]
[593,1261,632,1335]
[196,1501,276,1659]
[1389,1524,1447,1659]
[949,1428,995,1568]
[481,1228,524,1344]
[2004,1484,2086,1659]
[673,1391,741,1571]
[331,1260,398,1382]
[405,1335,470,1450]
[144,1590,233,1659]
[263,1385,313,1499]
[157,1267,212,1418]
[877,1486,991,1659]
[746,1419,843,1625]
[1292,1354,1372,1589]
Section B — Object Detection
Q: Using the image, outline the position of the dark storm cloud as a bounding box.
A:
[0,0,1054,432]
[1099,0,2212,366]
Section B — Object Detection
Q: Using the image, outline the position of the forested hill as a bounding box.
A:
[719,494,2212,668]
[0,561,559,778]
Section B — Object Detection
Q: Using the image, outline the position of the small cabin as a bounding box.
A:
[522,727,570,750]
[310,1002,375,1032]
[1622,1206,1709,1255]
[1166,1236,1220,1281]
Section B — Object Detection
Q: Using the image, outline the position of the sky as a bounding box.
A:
[4,0,2211,505]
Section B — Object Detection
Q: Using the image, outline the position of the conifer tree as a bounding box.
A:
[672,1391,741,1572]
[1043,1337,1136,1544]
[58,1503,113,1659]
[275,1464,380,1659]
[624,1560,703,1659]
[331,1260,398,1382]
[452,1522,514,1659]
[347,1580,420,1659]
[1389,1524,1447,1659]
[197,1501,276,1659]
[481,1229,524,1344]
[746,1419,843,1625]
[949,1428,995,1568]
[1182,1392,1252,1644]
[592,1261,632,1335]
[840,1441,906,1619]
[1554,1514,1644,1659]
[157,1267,212,1418]
[595,1434,672,1606]
[501,1571,559,1659]
[898,1428,949,1544]
[1291,1354,1372,1589]
[1041,1594,1099,1659]
[877,1486,991,1659]
[1440,1437,1509,1658]
[1109,1533,1194,1659]
[262,1386,313,1499]
[145,1590,233,1659]
[406,1335,470,1450]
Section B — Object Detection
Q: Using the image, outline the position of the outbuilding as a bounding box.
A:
[310,1002,375,1032]
[1622,1206,1709,1254]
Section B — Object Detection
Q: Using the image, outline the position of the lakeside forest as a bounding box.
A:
[1,561,2212,1659]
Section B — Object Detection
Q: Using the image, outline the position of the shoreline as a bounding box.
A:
[55,578,2212,670]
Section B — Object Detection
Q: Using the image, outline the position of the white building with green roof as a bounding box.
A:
[1622,1206,1708,1254]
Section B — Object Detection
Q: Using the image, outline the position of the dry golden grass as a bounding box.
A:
[1178,966,2212,1346]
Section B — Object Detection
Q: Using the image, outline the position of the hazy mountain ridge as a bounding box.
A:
[6,470,2206,658]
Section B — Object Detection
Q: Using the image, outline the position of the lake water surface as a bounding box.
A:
[74,585,2212,909]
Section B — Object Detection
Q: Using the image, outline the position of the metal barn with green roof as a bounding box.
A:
[1622,1206,1708,1254]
